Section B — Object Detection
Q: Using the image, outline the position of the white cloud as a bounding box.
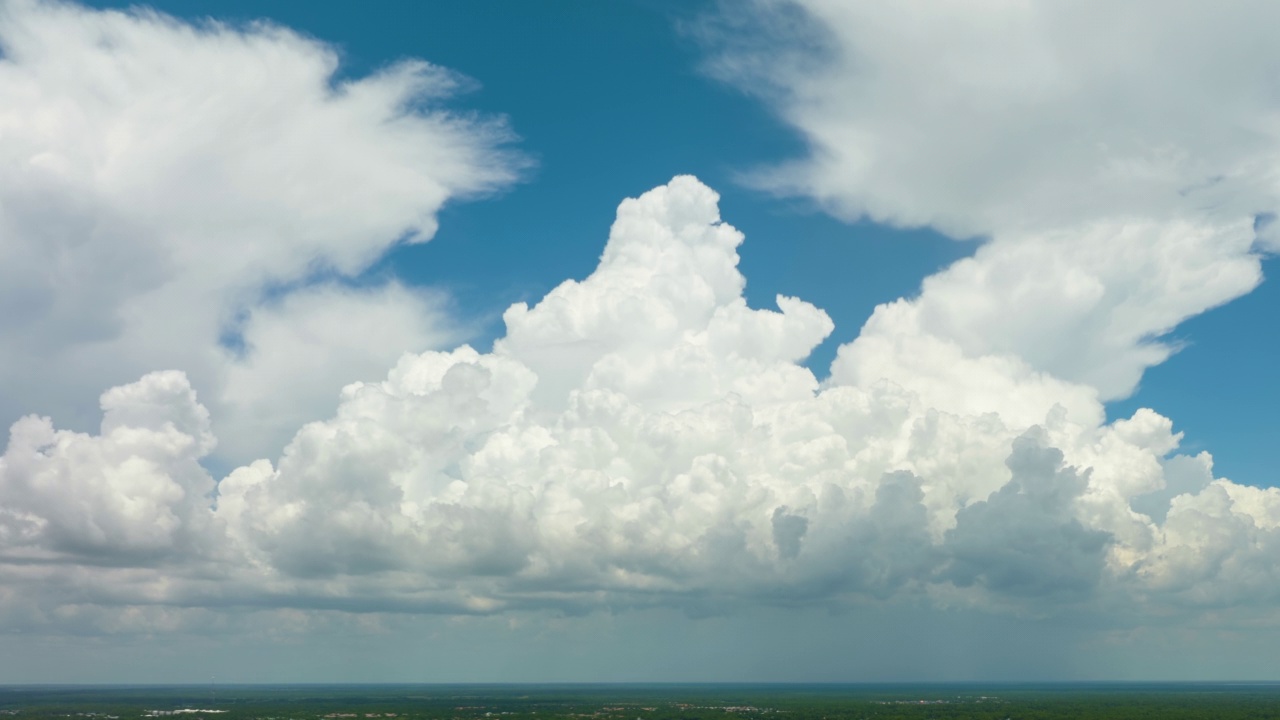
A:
[693,0,1280,624]
[207,178,1280,621]
[215,282,461,463]
[0,370,216,563]
[0,0,520,463]
[829,218,1259,416]
[703,0,1273,406]
[2,176,1280,640]
[4,0,1280,662]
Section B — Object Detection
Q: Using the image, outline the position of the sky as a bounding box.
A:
[2,0,1280,683]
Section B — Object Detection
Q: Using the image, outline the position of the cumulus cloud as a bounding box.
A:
[215,282,460,465]
[0,0,519,462]
[0,370,216,563]
[6,177,1277,635]
[691,0,1280,624]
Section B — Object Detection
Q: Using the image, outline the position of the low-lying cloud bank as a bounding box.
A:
[2,177,1277,634]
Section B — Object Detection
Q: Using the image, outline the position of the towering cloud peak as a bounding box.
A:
[0,371,215,562]
[498,176,834,413]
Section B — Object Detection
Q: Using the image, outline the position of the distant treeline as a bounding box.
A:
[1,684,1278,720]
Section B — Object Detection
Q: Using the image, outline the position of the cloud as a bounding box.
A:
[828,218,1259,412]
[688,0,1280,625]
[6,177,1277,636]
[0,370,216,563]
[702,0,1271,406]
[702,1,1280,238]
[215,282,460,463]
[207,179,1280,621]
[0,0,520,463]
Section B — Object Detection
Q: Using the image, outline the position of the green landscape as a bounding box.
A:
[2,685,1278,720]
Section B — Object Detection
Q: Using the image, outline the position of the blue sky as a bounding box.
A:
[3,0,1280,682]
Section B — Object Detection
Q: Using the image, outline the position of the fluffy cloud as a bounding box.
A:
[703,0,1273,407]
[0,371,215,563]
[704,1,1280,238]
[829,218,1260,423]
[0,0,519,463]
[7,177,1277,634]
[690,0,1280,623]
[215,282,460,465]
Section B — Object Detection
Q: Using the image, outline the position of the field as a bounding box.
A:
[2,684,1279,720]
